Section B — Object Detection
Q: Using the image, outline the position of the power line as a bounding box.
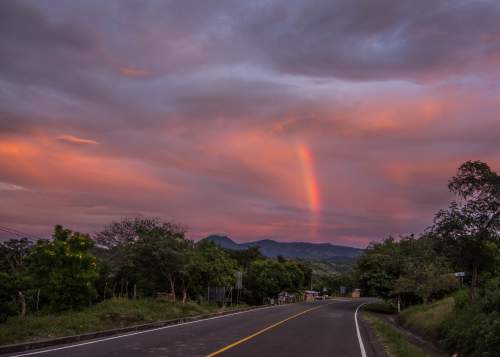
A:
[0,226,26,237]
[0,225,46,240]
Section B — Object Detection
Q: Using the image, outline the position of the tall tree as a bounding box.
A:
[186,240,238,301]
[225,246,265,271]
[124,219,190,301]
[355,237,404,300]
[95,218,189,299]
[431,161,500,298]
[245,260,299,303]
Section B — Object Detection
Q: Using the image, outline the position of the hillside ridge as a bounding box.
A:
[204,235,363,262]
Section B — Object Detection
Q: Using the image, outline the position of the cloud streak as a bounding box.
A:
[0,182,25,191]
[57,135,99,145]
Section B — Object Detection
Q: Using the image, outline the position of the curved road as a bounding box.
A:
[7,298,383,357]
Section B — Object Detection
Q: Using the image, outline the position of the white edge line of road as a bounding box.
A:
[355,302,368,357]
[11,300,345,357]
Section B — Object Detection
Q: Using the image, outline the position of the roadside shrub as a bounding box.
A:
[398,296,454,341]
[440,282,500,356]
[0,273,16,322]
[28,226,98,312]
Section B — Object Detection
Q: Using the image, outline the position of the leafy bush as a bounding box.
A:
[0,272,16,322]
[440,282,500,356]
[28,226,98,311]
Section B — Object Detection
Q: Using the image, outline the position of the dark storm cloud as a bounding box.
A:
[238,0,500,80]
[3,0,500,104]
[0,0,109,103]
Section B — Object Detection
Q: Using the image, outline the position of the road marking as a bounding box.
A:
[206,303,329,357]
[9,304,293,357]
[355,302,368,357]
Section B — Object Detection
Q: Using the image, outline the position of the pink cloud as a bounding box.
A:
[57,135,99,145]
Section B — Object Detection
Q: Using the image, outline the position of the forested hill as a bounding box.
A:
[204,235,363,263]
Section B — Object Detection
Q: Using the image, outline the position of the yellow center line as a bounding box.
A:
[206,303,329,357]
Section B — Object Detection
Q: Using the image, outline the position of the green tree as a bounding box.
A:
[95,218,190,300]
[28,226,98,311]
[326,273,355,295]
[246,260,297,303]
[186,240,238,301]
[126,220,190,301]
[431,161,500,298]
[393,261,456,304]
[225,246,265,271]
[282,261,305,291]
[355,237,403,300]
[0,238,33,319]
[296,262,313,290]
[355,235,455,306]
[94,218,148,299]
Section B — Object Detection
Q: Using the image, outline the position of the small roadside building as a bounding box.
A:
[351,288,361,298]
[304,290,319,302]
[278,291,296,304]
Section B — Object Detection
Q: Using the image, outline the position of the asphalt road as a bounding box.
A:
[6,298,383,357]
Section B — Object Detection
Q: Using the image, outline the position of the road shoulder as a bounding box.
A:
[358,309,387,357]
[362,310,448,357]
[0,304,272,355]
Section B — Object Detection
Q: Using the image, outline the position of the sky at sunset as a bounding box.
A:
[1,0,500,247]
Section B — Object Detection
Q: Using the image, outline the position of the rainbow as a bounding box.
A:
[297,144,320,239]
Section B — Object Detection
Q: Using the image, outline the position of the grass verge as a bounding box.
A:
[0,298,246,346]
[364,301,397,314]
[363,311,428,357]
[398,297,454,341]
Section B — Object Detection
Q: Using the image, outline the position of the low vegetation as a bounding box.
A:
[363,312,427,357]
[0,298,236,345]
[364,301,397,315]
[399,297,454,341]
[440,285,500,356]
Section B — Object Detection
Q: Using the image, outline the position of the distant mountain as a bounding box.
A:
[205,235,241,250]
[204,235,363,263]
